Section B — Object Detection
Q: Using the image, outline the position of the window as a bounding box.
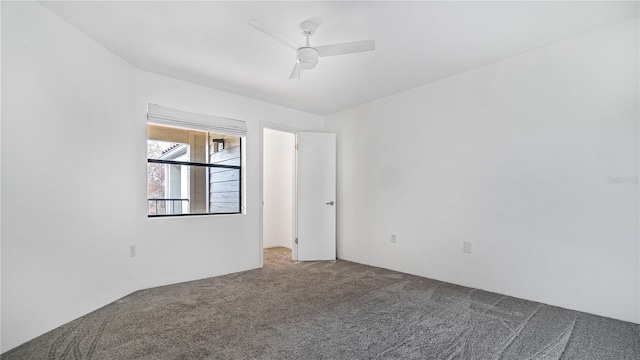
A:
[147,104,245,217]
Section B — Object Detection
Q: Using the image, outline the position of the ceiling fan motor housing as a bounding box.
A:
[297,47,319,69]
[299,20,317,36]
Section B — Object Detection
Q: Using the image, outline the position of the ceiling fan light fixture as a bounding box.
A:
[297,47,319,70]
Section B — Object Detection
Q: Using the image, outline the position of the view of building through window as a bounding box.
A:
[147,124,242,216]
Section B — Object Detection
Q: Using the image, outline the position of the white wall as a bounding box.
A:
[0,2,323,352]
[2,2,139,352]
[263,128,295,249]
[326,18,640,323]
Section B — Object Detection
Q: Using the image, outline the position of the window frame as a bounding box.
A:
[147,137,243,218]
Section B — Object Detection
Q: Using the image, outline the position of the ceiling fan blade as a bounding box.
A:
[248,19,301,51]
[316,40,375,57]
[289,62,302,80]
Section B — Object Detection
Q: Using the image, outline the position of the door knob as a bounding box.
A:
[326,201,335,205]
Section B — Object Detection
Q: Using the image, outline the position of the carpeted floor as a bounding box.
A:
[4,247,639,359]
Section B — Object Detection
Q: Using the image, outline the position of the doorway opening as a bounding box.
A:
[262,128,296,263]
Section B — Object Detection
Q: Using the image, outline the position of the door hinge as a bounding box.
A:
[295,238,298,244]
[295,143,299,150]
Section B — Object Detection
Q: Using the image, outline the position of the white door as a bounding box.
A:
[296,132,336,261]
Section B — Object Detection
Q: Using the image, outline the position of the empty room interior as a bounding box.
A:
[2,1,640,359]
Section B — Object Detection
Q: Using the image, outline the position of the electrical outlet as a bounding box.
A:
[463,241,472,254]
[391,234,397,244]
[130,245,136,257]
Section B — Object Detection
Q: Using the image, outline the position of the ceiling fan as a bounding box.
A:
[248,19,375,79]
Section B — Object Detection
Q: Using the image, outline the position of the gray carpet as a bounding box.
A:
[3,247,639,359]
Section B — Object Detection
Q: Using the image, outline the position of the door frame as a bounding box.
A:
[259,121,298,268]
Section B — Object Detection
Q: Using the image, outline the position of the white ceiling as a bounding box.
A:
[41,1,638,115]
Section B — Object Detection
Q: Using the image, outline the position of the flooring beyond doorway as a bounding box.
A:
[4,247,639,359]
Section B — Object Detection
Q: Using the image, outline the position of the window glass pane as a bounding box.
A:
[147,163,240,216]
[147,123,242,217]
[148,124,190,160]
[209,167,241,213]
[147,139,189,161]
[209,135,241,167]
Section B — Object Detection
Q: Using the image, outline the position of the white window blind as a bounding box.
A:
[147,104,247,137]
